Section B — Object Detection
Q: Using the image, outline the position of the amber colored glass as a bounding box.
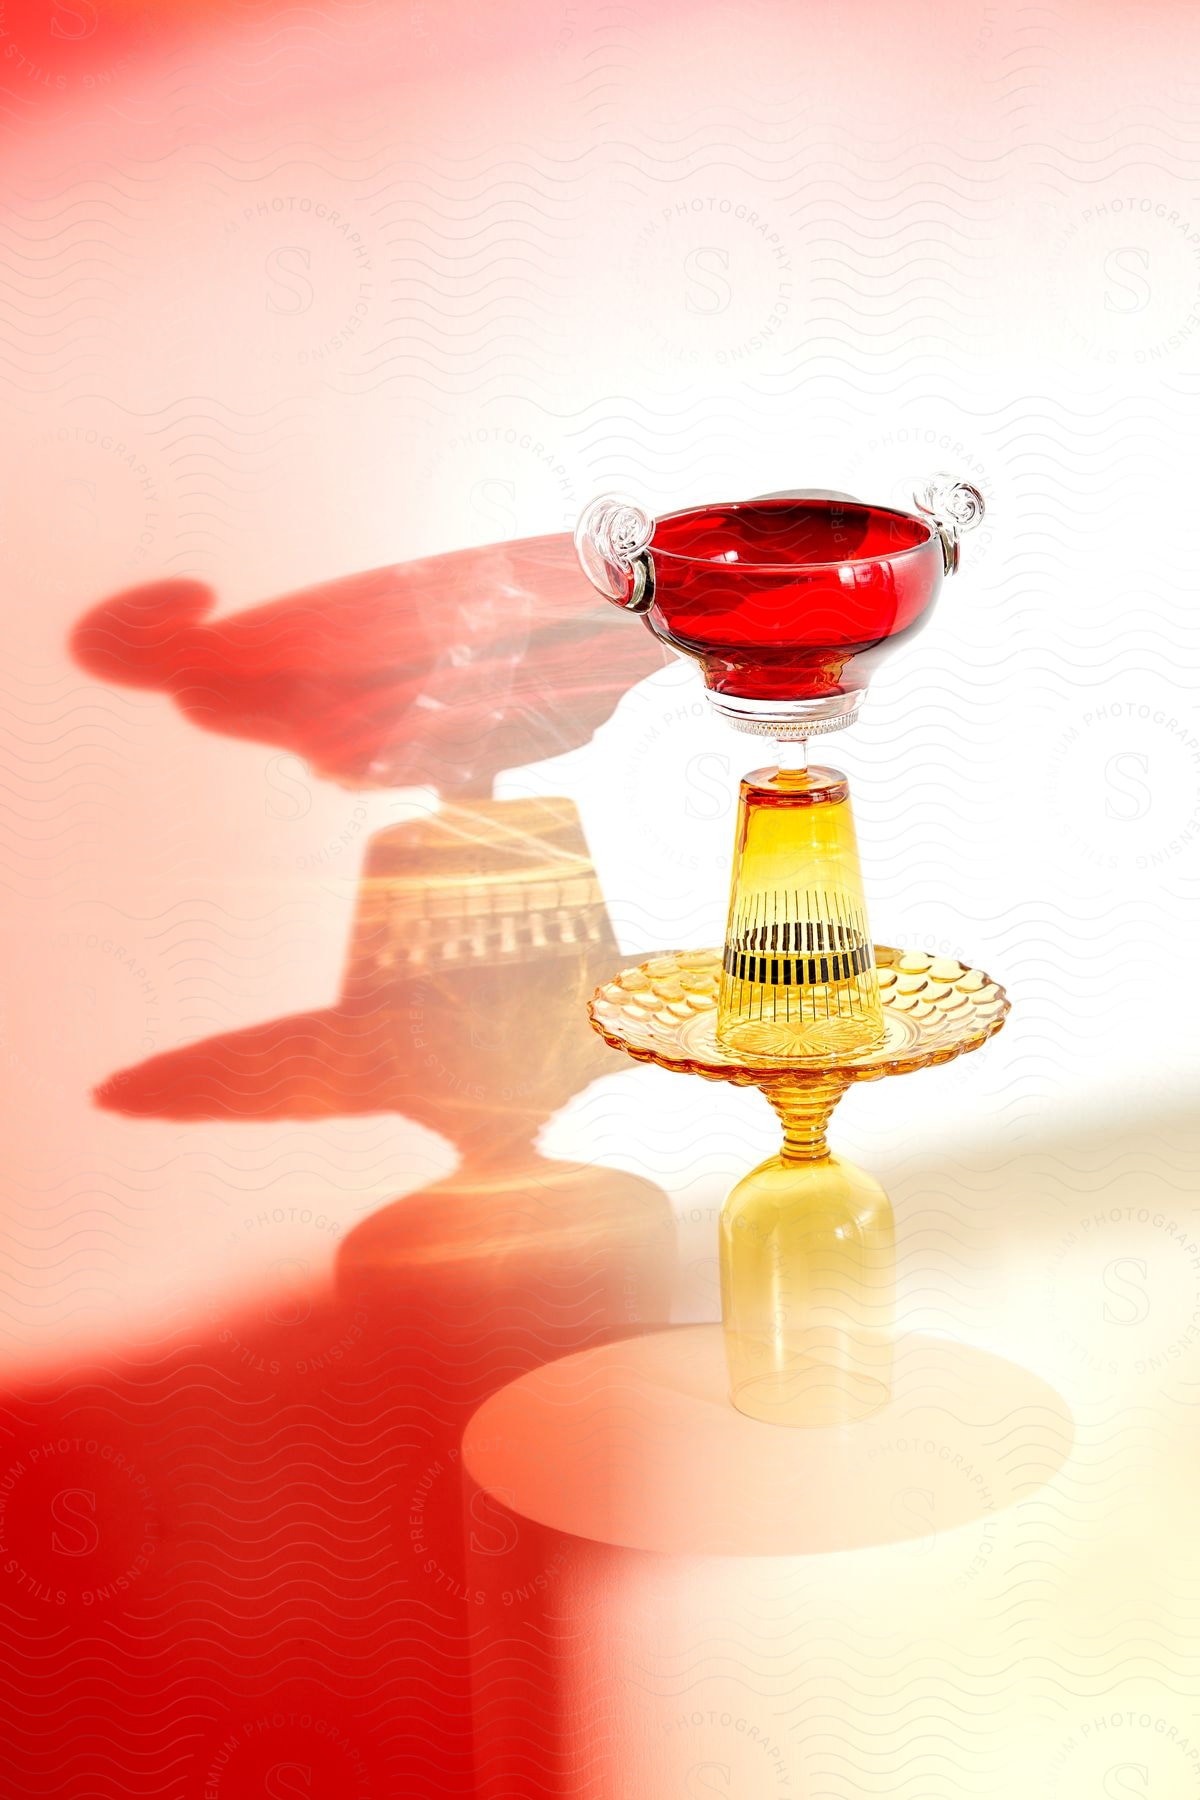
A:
[719,1076,895,1426]
[717,764,885,1058]
[591,950,1009,1426]
[590,946,1009,1087]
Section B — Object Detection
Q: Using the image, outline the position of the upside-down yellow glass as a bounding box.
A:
[719,1076,895,1426]
[716,765,885,1059]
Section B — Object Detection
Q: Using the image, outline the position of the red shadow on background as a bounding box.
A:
[0,1247,671,1796]
[71,534,664,797]
[0,540,678,1796]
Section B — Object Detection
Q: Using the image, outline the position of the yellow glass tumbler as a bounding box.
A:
[716,764,885,1059]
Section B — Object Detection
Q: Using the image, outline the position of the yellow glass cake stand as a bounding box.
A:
[589,946,1009,1427]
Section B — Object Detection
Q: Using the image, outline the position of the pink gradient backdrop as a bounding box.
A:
[1,0,1200,1794]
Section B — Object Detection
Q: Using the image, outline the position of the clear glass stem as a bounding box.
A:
[774,735,808,772]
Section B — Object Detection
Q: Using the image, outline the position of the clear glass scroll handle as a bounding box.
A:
[913,474,985,574]
[573,495,656,611]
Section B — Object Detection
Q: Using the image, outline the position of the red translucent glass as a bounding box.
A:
[645,498,945,702]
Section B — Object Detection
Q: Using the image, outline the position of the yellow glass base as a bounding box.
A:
[718,1013,886,1060]
[720,1079,894,1426]
[589,946,1009,1427]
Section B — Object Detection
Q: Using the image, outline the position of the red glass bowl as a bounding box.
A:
[574,484,983,736]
